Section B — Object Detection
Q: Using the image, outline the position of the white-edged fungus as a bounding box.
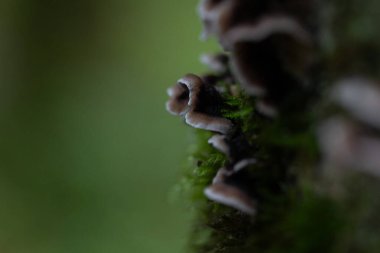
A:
[225,16,312,97]
[166,74,233,134]
[208,134,230,155]
[256,100,278,118]
[205,158,257,215]
[318,117,380,178]
[332,77,380,129]
[200,53,230,73]
[205,183,256,215]
[198,0,235,40]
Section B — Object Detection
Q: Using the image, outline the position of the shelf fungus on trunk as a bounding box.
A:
[331,78,380,129]
[318,77,380,178]
[198,0,235,40]
[166,73,233,134]
[208,133,254,164]
[318,117,380,178]
[200,53,230,74]
[223,16,313,117]
[198,0,315,43]
[204,159,257,215]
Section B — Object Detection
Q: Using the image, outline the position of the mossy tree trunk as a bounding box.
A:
[168,1,380,252]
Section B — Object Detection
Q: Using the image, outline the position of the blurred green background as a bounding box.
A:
[0,1,217,252]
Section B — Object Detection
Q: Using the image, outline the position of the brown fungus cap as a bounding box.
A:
[331,77,380,130]
[205,183,256,215]
[198,0,236,39]
[318,117,380,178]
[166,74,233,134]
[208,133,254,163]
[198,0,316,42]
[200,53,230,73]
[224,16,313,98]
[204,158,257,215]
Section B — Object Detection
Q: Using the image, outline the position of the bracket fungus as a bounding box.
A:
[224,16,313,117]
[164,0,380,251]
[200,53,230,74]
[318,117,380,178]
[208,133,254,164]
[204,159,258,215]
[166,74,233,134]
[198,0,236,39]
[318,77,380,178]
[331,78,380,129]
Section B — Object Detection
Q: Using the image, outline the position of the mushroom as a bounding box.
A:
[208,133,254,163]
[200,53,230,73]
[198,0,235,40]
[205,183,256,215]
[223,16,312,97]
[166,74,233,134]
[204,158,257,215]
[318,117,380,178]
[208,134,230,155]
[331,77,380,130]
[256,99,278,118]
[198,0,315,42]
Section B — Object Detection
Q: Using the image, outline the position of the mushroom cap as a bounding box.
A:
[198,0,235,39]
[166,84,190,116]
[318,117,380,178]
[185,111,233,134]
[208,134,230,155]
[200,53,229,73]
[222,15,311,49]
[225,16,312,97]
[212,167,233,184]
[204,183,256,215]
[256,99,278,118]
[166,74,233,134]
[332,77,380,129]
[233,158,257,173]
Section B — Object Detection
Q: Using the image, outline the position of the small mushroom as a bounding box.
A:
[208,133,253,163]
[256,99,278,118]
[205,183,256,215]
[198,0,235,39]
[166,83,190,116]
[318,117,380,178]
[212,167,233,183]
[331,77,380,129]
[200,53,230,73]
[166,74,233,134]
[224,16,312,97]
[208,134,230,155]
[232,158,257,173]
[222,15,311,49]
[204,158,257,215]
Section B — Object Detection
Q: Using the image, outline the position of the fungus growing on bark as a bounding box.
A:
[166,74,233,134]
[208,134,230,155]
[198,0,235,39]
[204,183,256,215]
[204,159,257,215]
[200,53,229,74]
[332,78,380,129]
[318,117,380,178]
[208,133,253,163]
[198,0,315,43]
[224,16,312,100]
[317,77,380,178]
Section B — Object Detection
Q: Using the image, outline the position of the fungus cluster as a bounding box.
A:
[166,71,257,214]
[165,1,380,252]
[318,78,380,178]
[166,0,317,214]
